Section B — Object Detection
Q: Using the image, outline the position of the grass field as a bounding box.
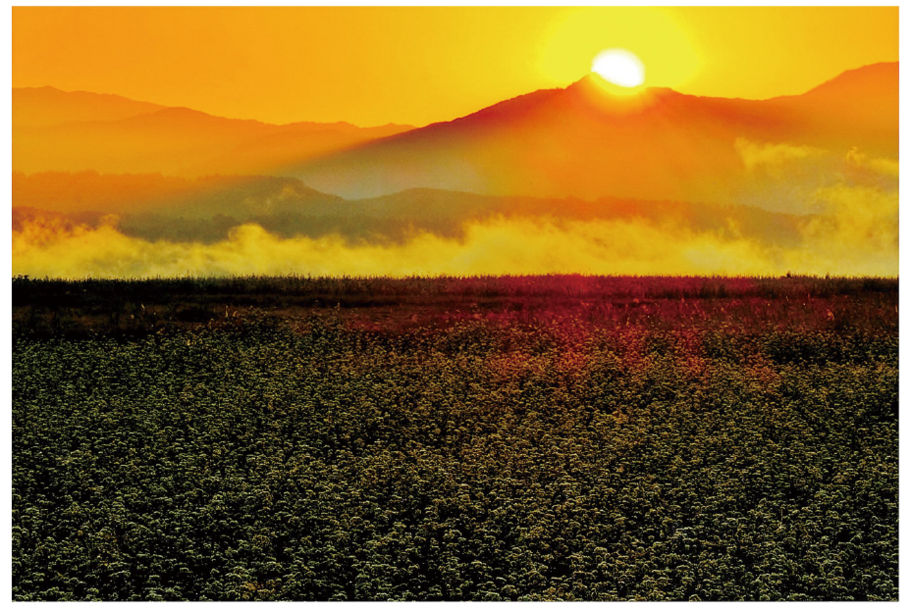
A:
[12,275,898,600]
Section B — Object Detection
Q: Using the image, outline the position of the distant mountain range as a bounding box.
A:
[14,64,896,200]
[11,63,898,253]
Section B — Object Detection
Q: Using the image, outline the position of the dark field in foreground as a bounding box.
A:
[12,276,898,600]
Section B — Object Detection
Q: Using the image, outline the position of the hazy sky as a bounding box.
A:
[12,6,898,127]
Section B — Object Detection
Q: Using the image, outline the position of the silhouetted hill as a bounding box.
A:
[13,171,808,247]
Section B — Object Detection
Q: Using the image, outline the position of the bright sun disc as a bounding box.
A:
[591,49,645,88]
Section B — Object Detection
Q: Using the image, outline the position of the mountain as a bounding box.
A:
[12,88,414,175]
[12,64,897,208]
[12,86,167,129]
[12,67,897,278]
[13,171,808,248]
[287,63,898,202]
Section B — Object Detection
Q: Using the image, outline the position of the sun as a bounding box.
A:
[591,49,646,91]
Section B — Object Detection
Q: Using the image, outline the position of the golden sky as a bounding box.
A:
[12,6,898,127]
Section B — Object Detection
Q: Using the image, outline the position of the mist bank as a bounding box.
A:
[12,125,897,279]
[13,194,897,278]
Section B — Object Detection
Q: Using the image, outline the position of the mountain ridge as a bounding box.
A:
[12,62,898,206]
[286,62,897,201]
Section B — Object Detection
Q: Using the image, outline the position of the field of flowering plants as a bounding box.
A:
[12,275,898,600]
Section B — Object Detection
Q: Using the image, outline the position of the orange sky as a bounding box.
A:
[12,6,898,127]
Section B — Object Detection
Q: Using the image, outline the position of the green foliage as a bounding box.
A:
[12,276,898,600]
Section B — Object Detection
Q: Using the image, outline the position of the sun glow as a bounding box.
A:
[591,49,646,90]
